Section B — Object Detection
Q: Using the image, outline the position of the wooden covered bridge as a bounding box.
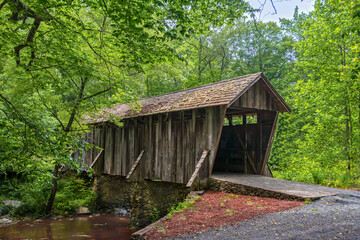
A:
[83,73,290,188]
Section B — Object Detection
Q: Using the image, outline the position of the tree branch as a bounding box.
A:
[9,0,46,66]
[81,87,111,101]
[0,93,28,125]
[0,0,8,11]
[65,77,87,132]
[35,88,65,131]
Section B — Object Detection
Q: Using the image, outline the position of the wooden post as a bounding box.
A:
[243,114,247,173]
[260,113,278,175]
[126,150,145,180]
[258,111,262,173]
[186,150,209,188]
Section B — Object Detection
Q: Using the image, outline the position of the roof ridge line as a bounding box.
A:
[113,72,262,107]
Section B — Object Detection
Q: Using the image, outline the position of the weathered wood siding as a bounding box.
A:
[231,81,279,111]
[85,106,225,184]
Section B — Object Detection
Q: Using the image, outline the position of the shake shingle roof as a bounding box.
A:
[90,72,290,123]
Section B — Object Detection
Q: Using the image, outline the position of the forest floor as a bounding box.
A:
[146,191,304,239]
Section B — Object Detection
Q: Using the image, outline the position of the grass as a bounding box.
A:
[167,195,200,218]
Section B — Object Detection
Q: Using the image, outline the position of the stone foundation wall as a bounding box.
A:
[94,176,187,228]
[208,178,304,201]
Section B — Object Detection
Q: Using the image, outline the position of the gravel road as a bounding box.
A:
[174,194,360,240]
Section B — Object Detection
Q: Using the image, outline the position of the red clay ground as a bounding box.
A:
[146,191,304,240]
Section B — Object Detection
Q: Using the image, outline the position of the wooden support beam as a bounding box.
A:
[186,150,209,188]
[230,124,257,174]
[258,112,263,172]
[243,115,247,173]
[126,150,145,180]
[90,150,103,168]
[260,113,278,175]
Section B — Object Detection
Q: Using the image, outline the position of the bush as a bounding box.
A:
[0,172,96,217]
[53,175,96,215]
[12,172,53,217]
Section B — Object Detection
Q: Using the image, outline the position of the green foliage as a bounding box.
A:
[150,207,162,223]
[1,0,359,220]
[270,0,360,189]
[1,172,53,217]
[0,0,250,215]
[167,195,200,218]
[53,175,96,215]
[225,209,235,215]
[0,174,96,217]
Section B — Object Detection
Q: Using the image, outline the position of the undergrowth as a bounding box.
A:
[167,195,200,219]
[0,173,96,218]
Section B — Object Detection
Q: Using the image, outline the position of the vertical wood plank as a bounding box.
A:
[113,127,122,175]
[148,116,154,179]
[209,106,226,176]
[85,131,94,166]
[194,115,203,182]
[183,120,191,182]
[154,115,161,179]
[143,118,148,179]
[92,128,101,174]
[128,125,135,175]
[160,115,167,181]
[139,123,145,179]
[167,115,174,182]
[175,120,182,183]
[98,127,106,174]
[104,127,114,174]
[133,119,140,180]
[189,110,196,182]
[170,115,178,183]
[120,127,127,176]
[260,112,278,175]
[176,111,184,183]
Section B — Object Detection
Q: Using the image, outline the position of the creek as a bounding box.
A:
[0,215,135,240]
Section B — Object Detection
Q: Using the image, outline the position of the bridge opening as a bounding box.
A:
[212,110,275,177]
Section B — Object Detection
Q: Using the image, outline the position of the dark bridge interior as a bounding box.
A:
[212,110,277,176]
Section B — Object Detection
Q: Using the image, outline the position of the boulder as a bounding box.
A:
[0,218,12,224]
[76,206,91,215]
[114,208,128,216]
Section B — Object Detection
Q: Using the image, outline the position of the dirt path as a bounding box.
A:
[176,194,360,240]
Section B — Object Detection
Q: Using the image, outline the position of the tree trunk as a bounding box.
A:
[45,163,61,214]
[344,99,352,172]
[45,77,88,214]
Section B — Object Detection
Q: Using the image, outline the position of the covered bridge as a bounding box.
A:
[83,72,290,188]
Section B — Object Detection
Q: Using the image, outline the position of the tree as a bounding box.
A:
[270,0,360,187]
[0,0,250,213]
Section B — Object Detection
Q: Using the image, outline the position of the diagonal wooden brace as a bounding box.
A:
[186,150,209,188]
[126,150,145,180]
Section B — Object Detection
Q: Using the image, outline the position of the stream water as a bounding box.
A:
[0,215,135,240]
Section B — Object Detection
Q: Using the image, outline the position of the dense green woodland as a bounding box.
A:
[0,0,359,216]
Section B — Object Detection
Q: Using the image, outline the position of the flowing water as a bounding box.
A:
[0,215,135,240]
